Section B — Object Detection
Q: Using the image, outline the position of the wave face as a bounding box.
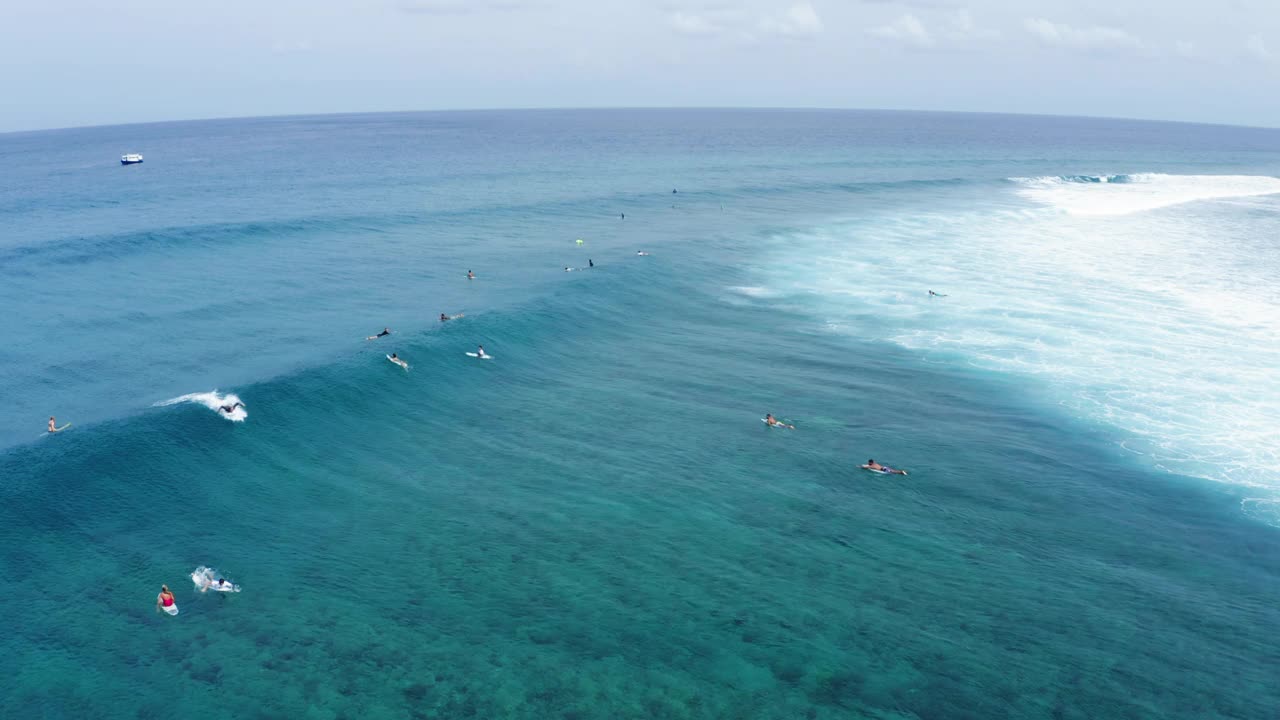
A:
[1012,172,1280,215]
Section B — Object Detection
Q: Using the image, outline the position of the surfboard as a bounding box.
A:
[465,352,492,359]
[761,419,793,428]
[387,355,409,370]
[162,603,179,616]
[862,466,891,474]
[51,424,71,433]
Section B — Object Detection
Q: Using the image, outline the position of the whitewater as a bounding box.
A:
[751,172,1280,499]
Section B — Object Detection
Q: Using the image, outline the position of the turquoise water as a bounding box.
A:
[2,110,1279,719]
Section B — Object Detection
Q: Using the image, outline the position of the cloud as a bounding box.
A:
[666,2,822,40]
[869,14,934,47]
[669,11,724,36]
[1024,18,1143,51]
[758,2,823,37]
[397,0,526,15]
[1246,34,1271,61]
[867,10,992,48]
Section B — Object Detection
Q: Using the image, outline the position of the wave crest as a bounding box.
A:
[1011,173,1280,216]
[155,391,247,422]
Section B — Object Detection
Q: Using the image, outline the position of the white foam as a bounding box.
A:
[747,177,1280,492]
[155,391,247,422]
[1013,173,1280,216]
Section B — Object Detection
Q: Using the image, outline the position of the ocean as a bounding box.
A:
[1,109,1278,719]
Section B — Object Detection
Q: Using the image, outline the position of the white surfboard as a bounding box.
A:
[761,418,793,428]
[50,423,71,433]
[162,603,179,616]
[387,355,409,370]
[465,352,493,359]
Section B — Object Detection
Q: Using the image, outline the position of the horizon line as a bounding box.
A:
[4,105,1280,138]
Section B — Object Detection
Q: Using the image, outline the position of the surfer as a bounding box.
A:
[620,213,625,219]
[928,290,947,298]
[477,345,486,357]
[156,585,176,614]
[765,414,795,430]
[588,259,594,268]
[862,459,908,475]
[467,270,475,280]
[388,353,409,370]
[440,313,450,321]
[219,402,244,414]
[366,328,391,340]
[636,251,649,256]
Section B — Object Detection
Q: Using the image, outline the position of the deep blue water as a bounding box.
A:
[2,109,1279,719]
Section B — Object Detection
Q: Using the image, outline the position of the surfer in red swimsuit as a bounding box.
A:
[156,585,176,613]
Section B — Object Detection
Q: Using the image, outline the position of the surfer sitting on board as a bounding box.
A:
[219,402,244,414]
[467,270,475,279]
[156,585,176,614]
[366,328,391,340]
[862,459,908,475]
[476,345,487,358]
[765,414,795,430]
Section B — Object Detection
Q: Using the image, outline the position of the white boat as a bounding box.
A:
[120,153,143,165]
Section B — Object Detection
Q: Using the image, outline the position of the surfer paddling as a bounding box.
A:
[388,353,409,370]
[928,290,947,298]
[765,414,795,430]
[366,328,391,340]
[862,459,908,475]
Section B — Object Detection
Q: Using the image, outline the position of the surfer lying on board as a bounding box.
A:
[388,353,409,370]
[862,459,908,475]
[928,290,947,297]
[366,328,391,340]
[219,402,244,414]
[765,414,795,429]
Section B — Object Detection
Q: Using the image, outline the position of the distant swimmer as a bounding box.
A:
[928,290,947,298]
[862,459,908,475]
[219,402,244,414]
[156,585,177,616]
[588,259,594,268]
[47,416,70,433]
[620,213,625,219]
[366,328,391,340]
[388,353,409,370]
[764,413,795,430]
[672,189,677,194]
[636,251,649,256]
[467,270,475,280]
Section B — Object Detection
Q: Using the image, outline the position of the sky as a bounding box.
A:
[0,0,1277,132]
